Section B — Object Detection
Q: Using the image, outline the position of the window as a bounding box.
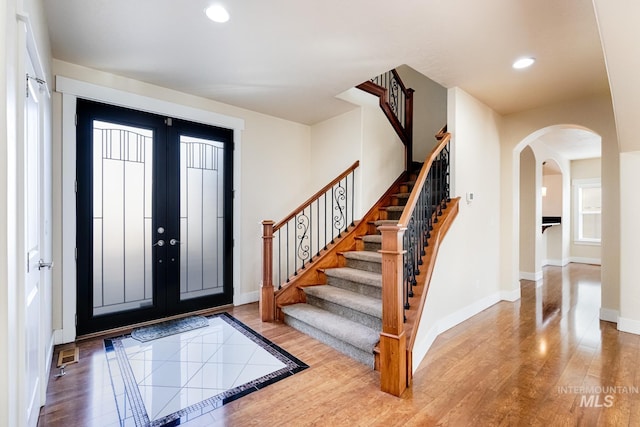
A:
[573,179,601,244]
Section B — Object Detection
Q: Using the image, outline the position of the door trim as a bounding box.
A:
[57,77,244,343]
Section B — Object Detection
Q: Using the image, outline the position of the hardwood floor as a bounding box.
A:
[38,263,640,426]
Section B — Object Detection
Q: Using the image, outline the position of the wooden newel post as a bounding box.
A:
[378,224,407,396]
[261,220,275,322]
[405,88,414,171]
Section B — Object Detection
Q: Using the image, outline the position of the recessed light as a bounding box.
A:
[206,4,230,23]
[513,57,535,69]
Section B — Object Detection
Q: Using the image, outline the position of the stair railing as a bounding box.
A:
[378,131,450,396]
[357,69,414,171]
[261,161,360,321]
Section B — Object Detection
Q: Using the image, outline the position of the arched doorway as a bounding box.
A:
[514,125,601,286]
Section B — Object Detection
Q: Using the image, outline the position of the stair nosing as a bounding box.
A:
[323,267,382,288]
[341,250,382,262]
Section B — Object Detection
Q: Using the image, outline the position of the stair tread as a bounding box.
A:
[281,304,380,351]
[323,267,382,288]
[362,235,382,243]
[385,206,405,212]
[341,250,382,263]
[394,192,411,198]
[304,285,382,319]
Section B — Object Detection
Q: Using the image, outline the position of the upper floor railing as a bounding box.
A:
[357,69,414,170]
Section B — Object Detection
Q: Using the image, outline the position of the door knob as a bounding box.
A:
[37,259,54,270]
[153,240,165,247]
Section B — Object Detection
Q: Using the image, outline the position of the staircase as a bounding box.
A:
[281,173,417,367]
[261,68,457,396]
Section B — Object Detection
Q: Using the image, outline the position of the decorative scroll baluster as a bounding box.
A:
[261,161,360,321]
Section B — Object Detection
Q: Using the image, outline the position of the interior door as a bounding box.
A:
[76,100,233,335]
[24,62,43,427]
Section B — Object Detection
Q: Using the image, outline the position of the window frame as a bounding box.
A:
[573,178,601,245]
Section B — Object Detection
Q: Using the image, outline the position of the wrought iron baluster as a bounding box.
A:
[351,170,355,226]
[277,231,282,288]
[286,222,290,282]
[316,197,320,256]
[296,210,310,271]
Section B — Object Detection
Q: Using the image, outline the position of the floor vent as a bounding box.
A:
[57,347,79,367]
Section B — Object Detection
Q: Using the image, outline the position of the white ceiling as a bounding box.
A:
[44,0,610,127]
[537,128,602,161]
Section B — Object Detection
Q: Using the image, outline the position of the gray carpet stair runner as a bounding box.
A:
[282,178,415,368]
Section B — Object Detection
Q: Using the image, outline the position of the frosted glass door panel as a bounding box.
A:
[180,135,225,300]
[93,120,154,315]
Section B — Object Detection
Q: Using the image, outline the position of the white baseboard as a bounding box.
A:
[500,287,521,302]
[45,332,55,381]
[543,258,569,267]
[234,290,259,306]
[53,328,74,345]
[519,271,542,281]
[411,324,438,373]
[618,316,640,335]
[412,291,501,373]
[569,257,601,265]
[599,308,619,323]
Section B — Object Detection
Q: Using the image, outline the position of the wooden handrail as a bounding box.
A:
[398,133,451,227]
[379,130,451,396]
[273,161,360,231]
[261,161,361,321]
[391,69,410,95]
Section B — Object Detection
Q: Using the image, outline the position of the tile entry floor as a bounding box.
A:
[104,313,307,426]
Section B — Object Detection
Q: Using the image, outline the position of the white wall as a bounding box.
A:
[619,151,640,333]
[329,88,405,214]
[412,87,502,372]
[51,60,313,339]
[395,65,448,162]
[1,0,53,424]
[542,174,562,216]
[310,108,362,191]
[519,146,538,279]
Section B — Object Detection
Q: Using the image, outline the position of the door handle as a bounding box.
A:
[38,259,54,270]
[169,239,181,246]
[153,240,165,247]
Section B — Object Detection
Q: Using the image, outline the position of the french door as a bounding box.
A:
[76,99,233,335]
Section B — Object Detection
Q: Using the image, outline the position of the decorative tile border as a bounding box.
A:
[104,312,308,426]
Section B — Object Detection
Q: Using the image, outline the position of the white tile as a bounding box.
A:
[166,387,223,414]
[207,344,258,365]
[127,341,185,362]
[136,360,203,388]
[185,362,245,390]
[223,330,257,346]
[137,385,182,421]
[110,316,305,426]
[232,364,282,388]
[246,347,288,367]
[179,341,224,364]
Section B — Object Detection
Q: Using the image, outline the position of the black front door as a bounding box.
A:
[76,99,233,335]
